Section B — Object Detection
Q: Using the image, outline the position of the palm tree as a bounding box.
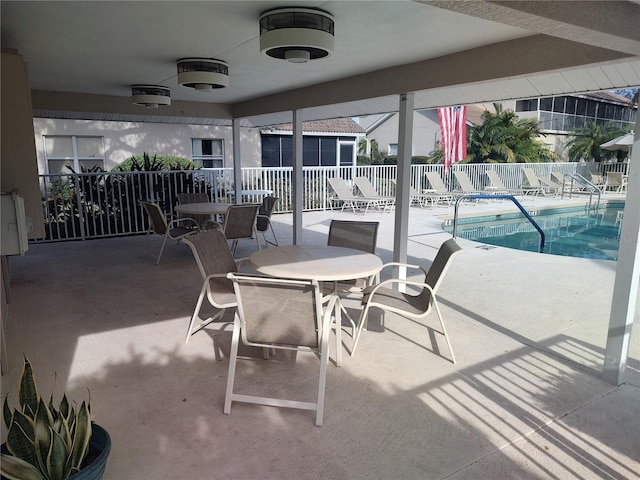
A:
[565,121,627,162]
[466,103,557,163]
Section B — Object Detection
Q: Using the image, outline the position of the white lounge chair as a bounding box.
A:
[327,177,381,214]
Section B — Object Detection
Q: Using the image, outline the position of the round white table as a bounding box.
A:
[250,245,382,282]
[175,202,231,216]
[250,245,382,366]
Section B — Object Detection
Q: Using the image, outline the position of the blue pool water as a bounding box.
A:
[443,204,624,261]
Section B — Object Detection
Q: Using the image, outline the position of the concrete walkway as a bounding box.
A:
[2,195,638,479]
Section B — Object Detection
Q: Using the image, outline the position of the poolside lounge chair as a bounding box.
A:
[522,168,560,196]
[588,173,606,193]
[424,172,454,206]
[453,171,484,195]
[353,176,395,210]
[351,238,462,364]
[485,170,520,196]
[390,180,432,207]
[327,177,381,214]
[604,172,626,193]
[225,273,332,426]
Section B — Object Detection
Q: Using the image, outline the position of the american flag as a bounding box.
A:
[438,106,467,172]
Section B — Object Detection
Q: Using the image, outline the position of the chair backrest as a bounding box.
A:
[552,172,567,184]
[486,170,506,189]
[589,173,604,185]
[223,204,260,240]
[182,229,239,281]
[327,177,356,200]
[425,172,448,193]
[453,171,477,192]
[353,177,380,197]
[606,172,623,186]
[522,168,541,187]
[140,201,168,235]
[424,238,463,295]
[228,274,322,349]
[177,192,209,204]
[256,196,279,232]
[177,192,210,224]
[328,220,379,254]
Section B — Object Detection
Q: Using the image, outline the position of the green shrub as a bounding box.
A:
[111,152,200,172]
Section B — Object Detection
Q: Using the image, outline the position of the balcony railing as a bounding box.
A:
[34,162,597,242]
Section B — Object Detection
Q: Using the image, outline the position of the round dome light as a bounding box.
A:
[131,85,171,108]
[259,7,334,62]
[177,58,229,90]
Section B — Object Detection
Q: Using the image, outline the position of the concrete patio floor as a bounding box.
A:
[2,194,639,479]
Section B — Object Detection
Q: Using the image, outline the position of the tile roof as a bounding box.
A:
[262,118,365,134]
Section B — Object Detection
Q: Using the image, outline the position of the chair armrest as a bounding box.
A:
[365,278,434,299]
[378,262,428,280]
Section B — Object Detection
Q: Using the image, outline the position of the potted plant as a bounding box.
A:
[1,358,111,480]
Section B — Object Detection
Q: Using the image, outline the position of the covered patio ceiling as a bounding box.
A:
[1,1,639,127]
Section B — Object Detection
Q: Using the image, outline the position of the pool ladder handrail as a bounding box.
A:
[452,194,546,253]
[560,173,601,212]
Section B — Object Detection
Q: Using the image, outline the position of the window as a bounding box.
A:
[44,136,104,174]
[261,134,348,167]
[192,138,223,168]
[539,97,553,111]
[515,99,538,112]
[388,144,398,155]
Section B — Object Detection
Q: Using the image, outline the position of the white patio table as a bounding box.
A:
[249,245,382,366]
[175,202,231,227]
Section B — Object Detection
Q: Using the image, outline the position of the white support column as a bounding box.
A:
[292,110,303,244]
[603,125,640,385]
[232,118,242,205]
[393,93,415,284]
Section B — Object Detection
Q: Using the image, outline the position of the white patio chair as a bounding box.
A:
[139,200,199,265]
[351,238,462,364]
[205,204,261,255]
[181,229,245,348]
[225,273,333,426]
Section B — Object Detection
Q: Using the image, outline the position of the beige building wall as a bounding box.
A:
[1,51,45,239]
[32,119,263,173]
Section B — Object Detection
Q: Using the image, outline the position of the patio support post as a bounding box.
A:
[232,118,242,205]
[603,127,640,385]
[292,109,303,244]
[393,92,414,288]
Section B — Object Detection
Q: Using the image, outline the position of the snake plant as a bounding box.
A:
[1,358,92,480]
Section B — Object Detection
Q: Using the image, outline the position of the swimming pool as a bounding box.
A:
[443,203,624,261]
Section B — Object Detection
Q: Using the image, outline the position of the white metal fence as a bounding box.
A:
[35,161,617,242]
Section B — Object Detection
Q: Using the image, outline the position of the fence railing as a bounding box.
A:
[34,161,612,242]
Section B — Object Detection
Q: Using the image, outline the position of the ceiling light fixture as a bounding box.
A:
[131,85,171,108]
[259,7,334,63]
[177,58,229,91]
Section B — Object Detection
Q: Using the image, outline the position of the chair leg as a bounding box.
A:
[350,303,371,356]
[224,315,241,415]
[157,235,169,265]
[431,298,456,364]
[185,284,227,345]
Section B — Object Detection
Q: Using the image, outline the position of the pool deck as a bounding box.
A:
[1,192,638,479]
